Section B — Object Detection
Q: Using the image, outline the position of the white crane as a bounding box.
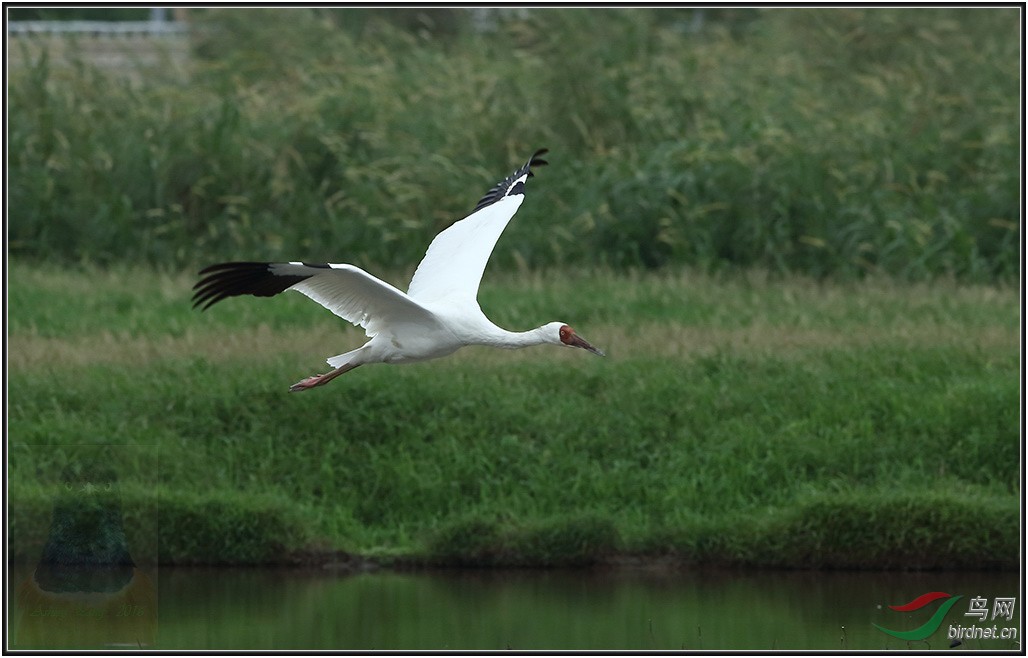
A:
[193,149,604,392]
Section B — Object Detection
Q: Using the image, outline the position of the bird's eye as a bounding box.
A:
[559,325,572,342]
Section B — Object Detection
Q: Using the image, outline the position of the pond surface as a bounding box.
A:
[8,565,1020,650]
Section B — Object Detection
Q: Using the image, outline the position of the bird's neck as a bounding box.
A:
[481,324,552,350]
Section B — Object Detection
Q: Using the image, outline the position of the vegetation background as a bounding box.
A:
[9,8,1019,279]
[6,8,1020,569]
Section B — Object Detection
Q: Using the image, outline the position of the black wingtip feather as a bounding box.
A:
[191,261,310,311]
[471,148,549,213]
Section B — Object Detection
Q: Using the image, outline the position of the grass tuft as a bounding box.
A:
[424,514,620,567]
[157,490,311,565]
[767,491,1020,570]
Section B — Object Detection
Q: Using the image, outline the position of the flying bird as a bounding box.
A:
[192,149,604,391]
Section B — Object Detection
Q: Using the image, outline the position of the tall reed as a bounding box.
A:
[8,8,1019,280]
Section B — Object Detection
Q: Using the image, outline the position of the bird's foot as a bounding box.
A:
[288,362,360,392]
[289,374,327,392]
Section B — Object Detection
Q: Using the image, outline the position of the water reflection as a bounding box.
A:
[128,567,1019,650]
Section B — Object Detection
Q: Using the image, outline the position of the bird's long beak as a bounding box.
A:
[568,333,605,357]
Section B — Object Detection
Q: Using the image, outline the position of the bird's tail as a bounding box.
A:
[327,347,365,370]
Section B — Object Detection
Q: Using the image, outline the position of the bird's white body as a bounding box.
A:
[193,150,603,391]
[332,305,563,369]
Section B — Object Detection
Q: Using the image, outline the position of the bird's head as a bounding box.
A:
[545,322,605,356]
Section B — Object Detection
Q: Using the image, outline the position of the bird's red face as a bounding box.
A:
[559,325,605,356]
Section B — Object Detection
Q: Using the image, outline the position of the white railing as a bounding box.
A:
[7,20,188,37]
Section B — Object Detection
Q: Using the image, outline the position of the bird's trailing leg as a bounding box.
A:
[289,362,362,392]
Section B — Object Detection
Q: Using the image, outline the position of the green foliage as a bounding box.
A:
[765,491,1020,570]
[506,515,621,567]
[8,488,58,565]
[7,8,1019,280]
[425,514,620,567]
[423,516,502,565]
[8,483,309,567]
[636,491,1019,570]
[7,445,161,565]
[157,490,311,565]
[7,263,1018,567]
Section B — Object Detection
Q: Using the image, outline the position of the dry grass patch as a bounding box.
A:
[9,320,1015,372]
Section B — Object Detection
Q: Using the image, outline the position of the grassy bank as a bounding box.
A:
[7,262,1019,568]
[8,8,1020,279]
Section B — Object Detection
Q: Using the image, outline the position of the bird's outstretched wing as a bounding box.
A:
[406,149,548,305]
[193,261,442,336]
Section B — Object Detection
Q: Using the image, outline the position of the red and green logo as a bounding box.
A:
[873,591,963,641]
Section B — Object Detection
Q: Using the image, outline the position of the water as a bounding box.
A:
[9,565,1020,650]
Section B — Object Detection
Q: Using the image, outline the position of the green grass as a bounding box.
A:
[7,8,1020,280]
[7,262,1018,568]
